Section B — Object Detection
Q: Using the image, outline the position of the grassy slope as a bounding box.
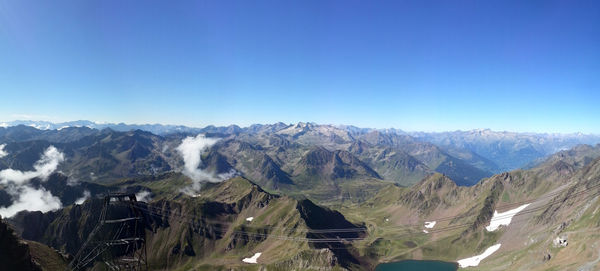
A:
[28,241,68,271]
[23,155,600,270]
[331,159,590,270]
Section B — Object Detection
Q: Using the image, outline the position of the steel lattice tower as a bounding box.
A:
[68,193,148,271]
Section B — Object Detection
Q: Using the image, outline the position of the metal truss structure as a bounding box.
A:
[68,193,148,271]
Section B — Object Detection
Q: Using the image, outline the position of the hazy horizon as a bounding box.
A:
[2,118,599,135]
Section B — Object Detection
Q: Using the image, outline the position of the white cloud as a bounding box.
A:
[0,186,62,218]
[176,134,220,182]
[217,169,238,181]
[176,134,236,194]
[0,146,64,185]
[66,176,80,186]
[135,190,152,202]
[75,190,91,205]
[0,144,7,158]
[0,146,65,218]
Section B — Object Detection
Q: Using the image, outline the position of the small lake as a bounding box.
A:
[375,260,458,271]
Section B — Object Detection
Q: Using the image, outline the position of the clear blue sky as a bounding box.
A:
[0,0,598,133]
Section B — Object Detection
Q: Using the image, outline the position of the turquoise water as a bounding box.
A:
[375,260,458,271]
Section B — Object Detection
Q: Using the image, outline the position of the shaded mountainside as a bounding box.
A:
[10,177,369,270]
[348,141,432,186]
[0,216,67,271]
[528,143,600,171]
[0,125,98,144]
[355,131,493,186]
[411,129,600,172]
[207,140,389,203]
[293,147,381,183]
[0,129,173,182]
[0,217,42,271]
[208,139,294,190]
[3,122,600,178]
[0,123,508,194]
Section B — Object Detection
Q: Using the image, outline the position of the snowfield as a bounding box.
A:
[485,203,530,231]
[246,217,254,222]
[424,221,436,229]
[242,252,262,263]
[457,244,501,268]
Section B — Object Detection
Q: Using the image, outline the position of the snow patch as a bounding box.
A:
[457,244,501,268]
[424,221,436,229]
[486,204,530,231]
[246,217,254,222]
[242,252,261,263]
[423,230,429,233]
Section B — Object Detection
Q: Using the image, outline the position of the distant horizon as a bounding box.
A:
[2,118,599,136]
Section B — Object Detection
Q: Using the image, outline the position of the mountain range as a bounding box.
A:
[1,122,600,270]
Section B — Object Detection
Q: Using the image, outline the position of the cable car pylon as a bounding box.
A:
[68,193,148,271]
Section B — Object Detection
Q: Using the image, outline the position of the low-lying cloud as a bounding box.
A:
[135,190,152,202]
[74,190,91,205]
[0,144,7,158]
[0,146,65,218]
[176,134,236,194]
[0,186,62,218]
[0,146,64,185]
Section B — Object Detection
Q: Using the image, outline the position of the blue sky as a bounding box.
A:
[0,0,598,133]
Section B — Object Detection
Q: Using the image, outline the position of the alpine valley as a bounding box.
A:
[1,122,600,270]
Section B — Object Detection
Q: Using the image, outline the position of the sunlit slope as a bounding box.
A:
[335,155,600,269]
